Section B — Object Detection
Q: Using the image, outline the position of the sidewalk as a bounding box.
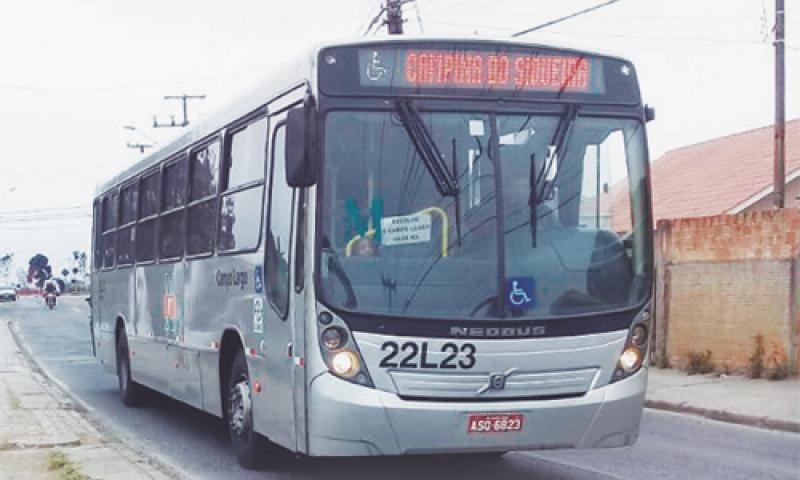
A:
[0,320,172,480]
[646,366,800,433]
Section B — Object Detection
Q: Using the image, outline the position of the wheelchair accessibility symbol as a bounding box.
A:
[506,277,535,311]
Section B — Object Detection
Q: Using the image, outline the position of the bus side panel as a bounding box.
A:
[188,253,264,416]
[93,273,115,375]
[130,263,172,394]
[95,268,132,374]
[176,257,221,411]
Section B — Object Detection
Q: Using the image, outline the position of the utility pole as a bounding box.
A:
[773,0,785,208]
[153,94,206,128]
[385,0,407,35]
[127,142,153,154]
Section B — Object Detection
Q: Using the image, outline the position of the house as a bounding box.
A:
[612,119,800,231]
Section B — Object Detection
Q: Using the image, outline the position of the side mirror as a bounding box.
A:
[286,96,318,187]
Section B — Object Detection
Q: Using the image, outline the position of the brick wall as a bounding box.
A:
[655,208,800,372]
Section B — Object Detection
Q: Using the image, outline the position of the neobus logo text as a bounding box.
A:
[449,326,546,338]
[215,269,249,290]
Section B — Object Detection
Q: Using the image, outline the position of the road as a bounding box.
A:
[2,296,798,480]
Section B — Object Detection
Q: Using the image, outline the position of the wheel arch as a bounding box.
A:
[219,328,246,414]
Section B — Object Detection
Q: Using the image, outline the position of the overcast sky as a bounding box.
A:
[0,0,797,277]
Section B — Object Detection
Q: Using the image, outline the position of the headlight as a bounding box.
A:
[619,346,642,373]
[331,350,360,377]
[610,308,651,383]
[317,310,374,387]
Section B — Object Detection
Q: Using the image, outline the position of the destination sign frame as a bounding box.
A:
[319,41,641,105]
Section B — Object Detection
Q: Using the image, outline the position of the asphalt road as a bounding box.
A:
[2,296,798,480]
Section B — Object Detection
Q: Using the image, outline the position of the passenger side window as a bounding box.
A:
[93,201,102,271]
[160,158,187,260]
[218,118,267,253]
[137,170,159,263]
[117,183,138,266]
[224,117,267,190]
[188,140,220,256]
[101,192,118,269]
[162,158,188,210]
[266,124,292,317]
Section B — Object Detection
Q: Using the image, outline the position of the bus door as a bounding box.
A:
[254,110,305,451]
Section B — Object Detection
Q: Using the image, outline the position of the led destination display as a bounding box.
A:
[320,42,641,104]
[404,51,592,91]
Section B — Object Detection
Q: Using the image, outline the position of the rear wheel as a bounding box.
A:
[116,331,146,406]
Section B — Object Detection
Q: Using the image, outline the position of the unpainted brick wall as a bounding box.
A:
[656,208,800,372]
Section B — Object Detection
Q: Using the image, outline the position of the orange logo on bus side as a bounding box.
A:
[162,294,177,320]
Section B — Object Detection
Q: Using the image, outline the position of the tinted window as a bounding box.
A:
[117,225,135,266]
[187,199,218,255]
[102,193,118,231]
[191,140,220,201]
[120,183,138,225]
[102,231,116,268]
[159,211,184,259]
[267,125,292,316]
[140,171,160,218]
[136,219,157,262]
[93,202,102,271]
[217,187,263,252]
[163,158,188,210]
[225,117,267,191]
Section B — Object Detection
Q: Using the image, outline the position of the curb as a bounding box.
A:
[7,319,191,480]
[645,399,800,434]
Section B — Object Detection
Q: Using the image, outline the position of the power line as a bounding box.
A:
[0,205,90,216]
[429,20,777,46]
[513,0,623,37]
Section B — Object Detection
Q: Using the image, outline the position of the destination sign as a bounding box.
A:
[319,42,641,104]
[402,51,593,91]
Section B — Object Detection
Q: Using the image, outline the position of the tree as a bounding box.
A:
[27,254,51,288]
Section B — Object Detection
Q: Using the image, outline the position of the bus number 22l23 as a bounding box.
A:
[379,341,476,369]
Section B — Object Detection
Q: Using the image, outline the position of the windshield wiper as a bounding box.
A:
[394,100,459,197]
[529,105,578,247]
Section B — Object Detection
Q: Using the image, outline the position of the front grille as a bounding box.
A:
[388,368,599,400]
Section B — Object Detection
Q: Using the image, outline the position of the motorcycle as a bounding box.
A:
[45,292,57,310]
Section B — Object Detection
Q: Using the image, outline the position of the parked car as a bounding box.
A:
[0,285,17,302]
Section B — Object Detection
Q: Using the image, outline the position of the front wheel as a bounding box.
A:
[226,350,291,469]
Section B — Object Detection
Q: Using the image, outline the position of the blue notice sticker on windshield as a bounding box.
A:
[506,277,535,311]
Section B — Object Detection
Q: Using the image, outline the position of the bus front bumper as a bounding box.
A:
[307,367,647,456]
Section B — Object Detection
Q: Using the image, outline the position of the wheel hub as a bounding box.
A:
[228,379,253,439]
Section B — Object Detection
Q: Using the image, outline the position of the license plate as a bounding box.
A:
[467,413,524,433]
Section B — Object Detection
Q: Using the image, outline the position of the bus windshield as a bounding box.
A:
[319,108,651,320]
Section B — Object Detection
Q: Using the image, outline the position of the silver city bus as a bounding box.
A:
[91,36,654,468]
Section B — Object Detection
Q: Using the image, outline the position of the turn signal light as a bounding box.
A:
[321,327,347,350]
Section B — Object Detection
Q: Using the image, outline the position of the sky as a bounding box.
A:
[0,0,797,278]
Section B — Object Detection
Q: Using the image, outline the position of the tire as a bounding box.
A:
[116,331,146,406]
[225,350,291,469]
[226,350,266,468]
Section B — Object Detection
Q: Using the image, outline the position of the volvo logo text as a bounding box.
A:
[449,326,546,338]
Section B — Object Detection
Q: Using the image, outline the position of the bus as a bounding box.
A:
[91,36,654,468]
